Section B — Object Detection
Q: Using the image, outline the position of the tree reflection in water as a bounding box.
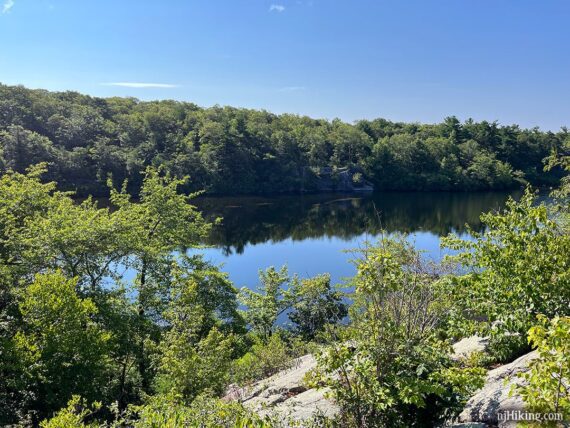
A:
[193,191,522,256]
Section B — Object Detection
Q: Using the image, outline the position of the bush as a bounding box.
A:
[442,189,570,359]
[14,272,111,421]
[289,274,347,341]
[515,316,570,425]
[40,396,100,428]
[119,393,274,427]
[231,332,306,385]
[239,266,292,342]
[352,172,363,185]
[155,327,234,401]
[311,237,485,427]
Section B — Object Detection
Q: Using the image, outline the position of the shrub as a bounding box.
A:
[119,393,274,427]
[231,332,305,385]
[311,237,485,427]
[40,396,100,428]
[239,266,292,342]
[515,315,570,425]
[442,189,570,360]
[289,274,347,341]
[14,272,111,421]
[352,172,363,185]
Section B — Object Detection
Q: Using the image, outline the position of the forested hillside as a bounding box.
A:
[0,84,565,196]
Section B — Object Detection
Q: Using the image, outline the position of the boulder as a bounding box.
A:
[458,351,538,427]
[452,336,489,360]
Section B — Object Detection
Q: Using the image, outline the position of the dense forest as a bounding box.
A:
[0,83,566,196]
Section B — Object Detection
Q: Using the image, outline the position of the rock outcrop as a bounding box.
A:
[224,354,339,423]
[457,351,538,427]
[312,167,374,193]
[225,340,538,427]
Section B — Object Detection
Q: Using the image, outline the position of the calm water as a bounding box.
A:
[190,191,522,290]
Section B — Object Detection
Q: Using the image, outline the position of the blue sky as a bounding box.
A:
[1,0,569,130]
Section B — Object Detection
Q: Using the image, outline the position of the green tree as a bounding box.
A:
[288,274,347,340]
[0,126,56,175]
[0,164,131,291]
[118,394,274,428]
[0,167,68,423]
[154,257,242,401]
[39,396,100,428]
[110,167,211,315]
[442,189,570,360]
[1,83,565,196]
[544,134,570,206]
[155,327,233,402]
[13,271,111,422]
[109,167,212,391]
[167,255,244,336]
[0,165,218,419]
[466,152,515,189]
[239,266,293,342]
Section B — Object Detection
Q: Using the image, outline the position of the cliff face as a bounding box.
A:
[311,167,374,193]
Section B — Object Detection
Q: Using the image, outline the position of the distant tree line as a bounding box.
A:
[0,84,566,196]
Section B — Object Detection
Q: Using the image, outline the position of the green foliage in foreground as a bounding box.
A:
[0,167,343,425]
[0,163,568,427]
[121,394,275,428]
[239,266,292,342]
[515,316,570,426]
[14,272,111,419]
[41,394,273,428]
[40,396,101,428]
[239,267,347,343]
[289,274,348,340]
[442,189,570,361]
[310,238,486,427]
[0,84,566,196]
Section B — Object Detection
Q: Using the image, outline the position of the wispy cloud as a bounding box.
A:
[101,82,179,88]
[269,4,285,12]
[279,86,306,92]
[2,0,14,14]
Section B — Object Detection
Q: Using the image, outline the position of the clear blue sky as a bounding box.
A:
[1,0,569,130]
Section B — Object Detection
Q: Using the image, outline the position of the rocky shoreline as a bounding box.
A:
[225,338,541,427]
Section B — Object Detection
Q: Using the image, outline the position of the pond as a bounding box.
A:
[190,191,522,290]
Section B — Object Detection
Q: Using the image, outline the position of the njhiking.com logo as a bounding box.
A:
[497,410,564,423]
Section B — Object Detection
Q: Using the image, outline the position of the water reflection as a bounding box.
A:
[194,191,521,255]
